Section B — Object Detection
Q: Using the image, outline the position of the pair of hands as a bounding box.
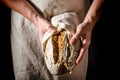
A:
[36,19,93,64]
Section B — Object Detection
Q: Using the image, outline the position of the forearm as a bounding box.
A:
[1,0,46,26]
[84,0,105,28]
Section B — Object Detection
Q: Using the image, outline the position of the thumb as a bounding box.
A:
[48,26,57,34]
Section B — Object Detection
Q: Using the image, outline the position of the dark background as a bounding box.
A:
[0,0,119,80]
[0,2,15,80]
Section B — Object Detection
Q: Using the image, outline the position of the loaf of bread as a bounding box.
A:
[42,12,81,75]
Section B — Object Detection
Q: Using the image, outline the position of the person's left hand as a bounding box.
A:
[70,22,93,64]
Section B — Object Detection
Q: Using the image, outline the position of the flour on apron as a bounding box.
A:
[11,0,90,80]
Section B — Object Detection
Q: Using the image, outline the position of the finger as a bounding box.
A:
[76,39,89,64]
[76,47,87,64]
[70,33,80,45]
[69,24,83,45]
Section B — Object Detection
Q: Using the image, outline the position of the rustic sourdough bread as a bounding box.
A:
[42,12,81,75]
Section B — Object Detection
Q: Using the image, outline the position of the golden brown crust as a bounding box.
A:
[52,29,65,63]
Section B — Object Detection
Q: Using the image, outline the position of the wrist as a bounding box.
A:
[83,15,97,30]
[84,14,95,23]
[33,14,51,28]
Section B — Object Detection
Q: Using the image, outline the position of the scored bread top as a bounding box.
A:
[41,12,81,75]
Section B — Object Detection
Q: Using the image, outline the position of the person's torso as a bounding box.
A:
[11,0,90,80]
[30,0,90,20]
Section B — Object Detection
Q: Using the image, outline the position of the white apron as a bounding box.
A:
[11,0,90,80]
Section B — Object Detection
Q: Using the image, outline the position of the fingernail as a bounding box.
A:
[69,40,73,45]
[76,60,79,65]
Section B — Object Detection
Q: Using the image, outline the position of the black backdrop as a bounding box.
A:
[0,2,15,80]
[0,1,119,80]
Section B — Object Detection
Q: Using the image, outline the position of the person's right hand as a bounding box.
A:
[34,18,56,43]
